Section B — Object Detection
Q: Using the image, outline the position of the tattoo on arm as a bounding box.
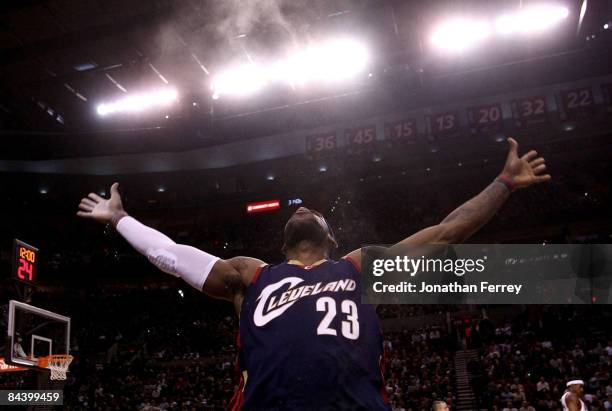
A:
[226,256,264,288]
[230,256,250,272]
[441,181,510,241]
[223,257,250,291]
[223,268,244,294]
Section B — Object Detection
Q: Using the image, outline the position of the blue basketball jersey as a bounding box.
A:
[231,259,390,410]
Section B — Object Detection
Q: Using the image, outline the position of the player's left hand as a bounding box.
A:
[500,137,551,190]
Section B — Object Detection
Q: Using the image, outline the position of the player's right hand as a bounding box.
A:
[77,182,126,225]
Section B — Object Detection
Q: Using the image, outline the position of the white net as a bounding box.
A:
[40,355,73,380]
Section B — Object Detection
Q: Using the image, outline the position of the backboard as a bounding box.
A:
[5,300,70,369]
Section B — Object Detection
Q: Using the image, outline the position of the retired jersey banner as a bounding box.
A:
[360,244,612,304]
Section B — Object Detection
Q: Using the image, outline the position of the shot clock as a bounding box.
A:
[12,239,39,285]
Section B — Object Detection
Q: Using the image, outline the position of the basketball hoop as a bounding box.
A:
[37,355,73,380]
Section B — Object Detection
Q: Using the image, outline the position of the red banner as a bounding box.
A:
[0,357,29,372]
[246,200,281,214]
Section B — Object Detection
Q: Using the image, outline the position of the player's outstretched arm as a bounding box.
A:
[396,137,551,246]
[345,138,551,266]
[398,137,551,246]
[77,183,265,305]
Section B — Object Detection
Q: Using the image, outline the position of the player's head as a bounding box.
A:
[566,380,584,396]
[282,207,338,257]
[432,400,450,411]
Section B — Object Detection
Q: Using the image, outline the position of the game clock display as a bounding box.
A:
[12,239,39,285]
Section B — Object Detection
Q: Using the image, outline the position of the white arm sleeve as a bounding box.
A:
[116,216,219,291]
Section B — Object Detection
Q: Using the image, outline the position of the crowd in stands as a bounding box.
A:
[56,289,238,409]
[384,326,455,411]
[469,306,612,410]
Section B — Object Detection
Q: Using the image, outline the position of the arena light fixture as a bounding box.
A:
[431,18,491,53]
[577,0,588,34]
[211,63,267,100]
[211,38,369,99]
[274,38,369,86]
[96,89,178,116]
[495,4,569,35]
[314,38,369,81]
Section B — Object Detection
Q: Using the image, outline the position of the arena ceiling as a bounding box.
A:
[0,0,610,162]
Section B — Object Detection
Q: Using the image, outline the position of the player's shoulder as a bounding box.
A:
[224,256,267,285]
[226,256,266,269]
[339,256,361,273]
[562,391,580,406]
[564,392,579,400]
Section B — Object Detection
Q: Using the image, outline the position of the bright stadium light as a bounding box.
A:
[272,52,308,87]
[211,63,267,99]
[431,19,491,53]
[211,38,369,98]
[496,4,569,35]
[316,38,368,81]
[97,89,178,116]
[274,39,368,86]
[303,38,368,83]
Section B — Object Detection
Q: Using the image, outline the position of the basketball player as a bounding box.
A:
[561,380,588,411]
[77,138,550,410]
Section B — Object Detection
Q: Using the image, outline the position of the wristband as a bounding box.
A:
[111,211,129,228]
[495,175,514,192]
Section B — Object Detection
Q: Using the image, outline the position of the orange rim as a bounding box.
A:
[37,354,73,369]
